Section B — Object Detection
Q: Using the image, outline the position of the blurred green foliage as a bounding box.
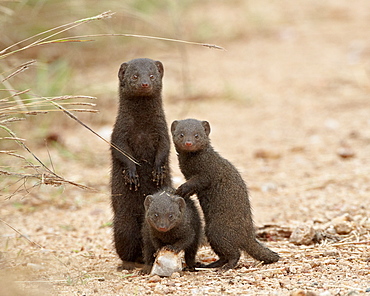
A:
[28,59,73,97]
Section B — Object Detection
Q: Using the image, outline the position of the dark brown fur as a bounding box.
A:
[141,188,201,273]
[110,58,172,269]
[171,118,279,270]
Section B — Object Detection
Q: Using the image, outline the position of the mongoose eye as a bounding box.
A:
[179,133,184,138]
[132,75,138,80]
[154,213,159,218]
[168,214,173,219]
[194,134,199,139]
[149,74,155,80]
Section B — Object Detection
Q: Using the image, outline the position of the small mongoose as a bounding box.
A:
[141,188,201,273]
[110,58,172,269]
[171,118,279,270]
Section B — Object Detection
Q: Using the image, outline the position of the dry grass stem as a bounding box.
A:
[0,218,43,249]
[0,95,97,113]
[0,83,100,196]
[1,170,96,195]
[1,123,96,195]
[330,240,369,247]
[0,89,31,101]
[0,150,26,159]
[0,117,25,124]
[1,60,36,82]
[0,11,115,59]
[1,136,26,141]
[52,33,226,51]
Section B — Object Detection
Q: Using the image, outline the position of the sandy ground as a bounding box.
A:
[1,1,370,295]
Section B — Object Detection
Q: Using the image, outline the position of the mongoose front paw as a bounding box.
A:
[175,184,194,198]
[123,169,140,191]
[152,165,166,186]
[139,264,153,275]
[163,245,181,254]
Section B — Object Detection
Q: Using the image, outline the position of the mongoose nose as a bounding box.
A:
[141,83,149,88]
[185,141,193,147]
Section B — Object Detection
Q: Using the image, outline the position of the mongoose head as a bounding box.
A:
[171,119,211,153]
[144,191,186,233]
[118,58,164,97]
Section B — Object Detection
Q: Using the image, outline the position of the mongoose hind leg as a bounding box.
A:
[201,254,240,270]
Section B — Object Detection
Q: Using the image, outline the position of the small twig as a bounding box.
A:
[330,240,369,247]
[253,267,287,274]
[253,261,263,268]
[14,280,67,283]
[325,284,365,292]
[195,266,286,274]
[0,218,43,248]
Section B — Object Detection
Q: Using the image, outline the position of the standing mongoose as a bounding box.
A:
[171,118,279,270]
[110,58,172,269]
[141,188,201,274]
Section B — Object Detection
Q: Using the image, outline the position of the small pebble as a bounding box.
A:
[337,147,355,159]
[170,272,181,279]
[289,224,316,245]
[26,263,45,271]
[319,291,332,296]
[330,214,354,235]
[290,290,317,296]
[290,289,306,296]
[361,218,370,229]
[324,118,340,130]
[113,284,124,291]
[261,182,277,192]
[254,148,281,159]
[334,221,354,234]
[148,275,161,283]
[288,266,301,274]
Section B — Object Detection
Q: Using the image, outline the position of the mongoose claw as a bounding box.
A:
[123,169,140,191]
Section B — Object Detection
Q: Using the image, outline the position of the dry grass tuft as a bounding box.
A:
[0,12,111,197]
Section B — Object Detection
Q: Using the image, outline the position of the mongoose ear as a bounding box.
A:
[118,63,128,80]
[175,196,186,213]
[144,195,153,210]
[170,121,179,135]
[202,121,211,136]
[155,61,164,78]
